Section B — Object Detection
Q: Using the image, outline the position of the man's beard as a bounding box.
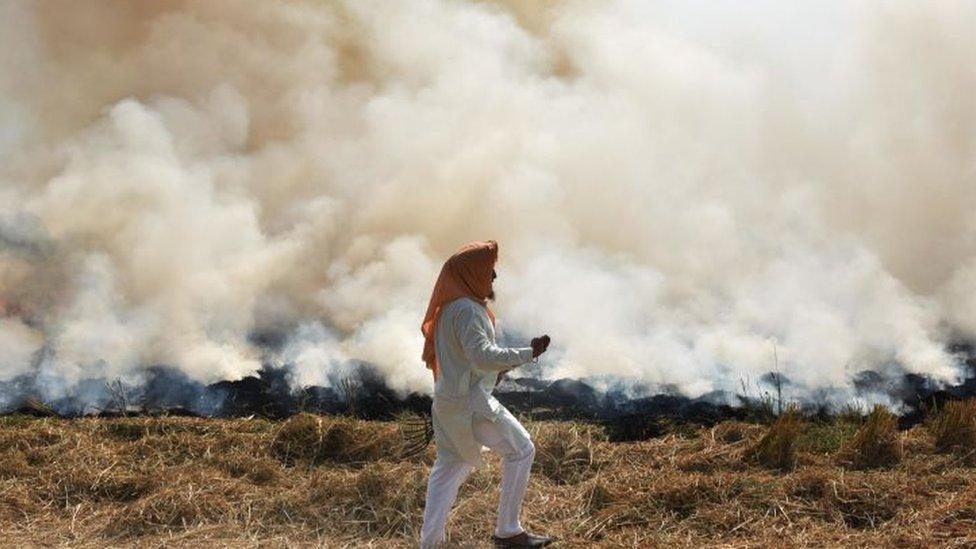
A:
[488,290,495,301]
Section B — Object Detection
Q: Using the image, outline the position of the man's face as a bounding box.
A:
[488,269,497,301]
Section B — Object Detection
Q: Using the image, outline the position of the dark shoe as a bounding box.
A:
[491,531,554,547]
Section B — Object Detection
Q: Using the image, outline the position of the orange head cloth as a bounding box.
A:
[421,240,498,381]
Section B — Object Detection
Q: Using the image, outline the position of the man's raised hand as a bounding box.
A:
[497,336,549,387]
[531,335,551,358]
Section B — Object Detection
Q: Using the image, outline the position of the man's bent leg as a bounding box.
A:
[420,454,474,548]
[496,437,535,537]
[472,408,536,538]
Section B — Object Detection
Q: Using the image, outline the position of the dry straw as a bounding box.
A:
[0,414,972,546]
[746,407,801,470]
[270,412,398,465]
[529,422,601,484]
[927,398,976,462]
[839,405,902,469]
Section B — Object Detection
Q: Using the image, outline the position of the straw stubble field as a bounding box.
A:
[0,402,974,548]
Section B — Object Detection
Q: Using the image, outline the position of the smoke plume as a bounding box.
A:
[1,0,975,409]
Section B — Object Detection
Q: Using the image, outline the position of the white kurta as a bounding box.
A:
[431,297,534,466]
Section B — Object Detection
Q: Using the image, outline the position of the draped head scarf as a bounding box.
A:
[421,240,498,380]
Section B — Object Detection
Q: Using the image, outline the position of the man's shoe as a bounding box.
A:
[491,531,554,547]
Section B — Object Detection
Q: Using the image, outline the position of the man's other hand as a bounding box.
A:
[531,335,551,358]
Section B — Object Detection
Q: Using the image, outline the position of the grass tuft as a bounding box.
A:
[712,421,763,444]
[270,412,396,465]
[927,399,976,461]
[216,454,281,485]
[102,420,148,441]
[839,405,902,469]
[746,407,801,471]
[531,422,601,484]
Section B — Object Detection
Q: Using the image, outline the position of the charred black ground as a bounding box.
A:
[2,344,974,439]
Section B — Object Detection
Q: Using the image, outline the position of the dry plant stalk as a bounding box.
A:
[712,421,763,444]
[927,399,976,459]
[746,407,801,470]
[531,422,601,484]
[839,405,902,469]
[270,412,397,465]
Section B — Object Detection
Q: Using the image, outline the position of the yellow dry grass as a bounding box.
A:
[0,413,972,547]
[839,405,903,470]
[270,412,400,465]
[745,407,801,471]
[927,398,976,463]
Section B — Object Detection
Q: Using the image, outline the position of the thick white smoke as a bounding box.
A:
[0,0,974,403]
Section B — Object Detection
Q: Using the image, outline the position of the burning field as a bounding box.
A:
[5,0,976,416]
[0,402,974,547]
[3,1,976,546]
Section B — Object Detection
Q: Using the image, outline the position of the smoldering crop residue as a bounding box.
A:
[1,0,975,408]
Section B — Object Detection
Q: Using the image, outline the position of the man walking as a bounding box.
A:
[419,240,553,548]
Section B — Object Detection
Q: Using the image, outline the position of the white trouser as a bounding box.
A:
[419,409,535,548]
